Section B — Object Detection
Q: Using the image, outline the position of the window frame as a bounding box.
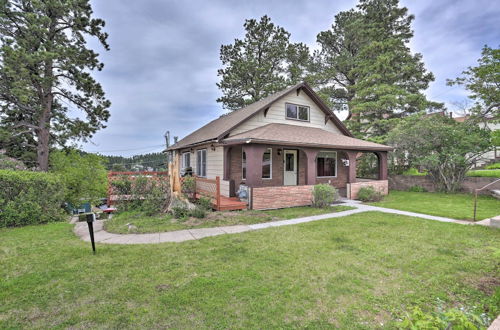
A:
[196,149,207,177]
[262,148,272,180]
[285,103,310,122]
[316,151,337,178]
[181,152,190,170]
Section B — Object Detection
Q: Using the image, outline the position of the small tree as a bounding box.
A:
[49,150,107,206]
[388,115,491,192]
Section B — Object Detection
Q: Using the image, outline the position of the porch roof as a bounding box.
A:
[223,123,393,152]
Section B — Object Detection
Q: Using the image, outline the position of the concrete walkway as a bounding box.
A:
[73,200,493,245]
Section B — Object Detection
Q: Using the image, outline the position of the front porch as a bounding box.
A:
[222,143,389,210]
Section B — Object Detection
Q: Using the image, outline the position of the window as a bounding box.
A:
[317,151,337,177]
[196,149,207,177]
[181,152,190,169]
[286,103,309,121]
[262,148,272,179]
[242,148,272,179]
[242,151,246,180]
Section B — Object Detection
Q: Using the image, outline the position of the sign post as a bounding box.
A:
[85,213,96,254]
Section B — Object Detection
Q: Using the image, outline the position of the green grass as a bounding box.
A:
[467,169,500,177]
[104,205,354,234]
[402,167,428,176]
[485,162,500,170]
[369,190,500,220]
[1,212,499,328]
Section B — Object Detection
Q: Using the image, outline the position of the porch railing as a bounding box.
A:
[180,175,221,210]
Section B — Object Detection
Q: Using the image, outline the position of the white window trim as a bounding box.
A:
[285,103,310,122]
[262,148,272,180]
[316,151,337,178]
[196,149,207,177]
[181,152,190,169]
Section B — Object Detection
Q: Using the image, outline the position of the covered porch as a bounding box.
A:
[221,124,392,210]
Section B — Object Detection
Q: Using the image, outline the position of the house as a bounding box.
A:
[167,82,392,210]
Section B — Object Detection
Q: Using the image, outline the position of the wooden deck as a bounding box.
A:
[215,196,247,211]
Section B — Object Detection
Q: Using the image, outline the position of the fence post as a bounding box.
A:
[216,176,221,211]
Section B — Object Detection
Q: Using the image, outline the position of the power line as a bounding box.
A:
[85,144,165,153]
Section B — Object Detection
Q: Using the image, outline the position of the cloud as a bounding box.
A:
[82,0,499,155]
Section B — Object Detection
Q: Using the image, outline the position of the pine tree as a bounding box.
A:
[217,15,310,111]
[0,0,111,170]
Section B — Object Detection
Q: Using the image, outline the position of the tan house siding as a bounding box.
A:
[229,92,343,136]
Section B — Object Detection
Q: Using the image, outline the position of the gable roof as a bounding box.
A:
[224,123,393,151]
[167,82,352,150]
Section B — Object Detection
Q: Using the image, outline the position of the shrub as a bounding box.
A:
[312,184,339,208]
[408,185,427,192]
[399,306,490,329]
[0,170,66,227]
[181,176,196,200]
[190,206,206,219]
[172,205,189,219]
[357,186,383,202]
[50,150,107,206]
[197,196,212,211]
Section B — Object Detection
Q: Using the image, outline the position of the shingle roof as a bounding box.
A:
[167,82,351,150]
[224,123,393,151]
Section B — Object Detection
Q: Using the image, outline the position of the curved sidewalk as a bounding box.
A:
[73,201,482,245]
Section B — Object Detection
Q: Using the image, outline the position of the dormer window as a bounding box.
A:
[286,103,309,121]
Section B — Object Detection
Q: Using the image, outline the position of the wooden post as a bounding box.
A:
[216,176,221,211]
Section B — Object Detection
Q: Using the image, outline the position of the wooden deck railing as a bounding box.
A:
[180,176,221,210]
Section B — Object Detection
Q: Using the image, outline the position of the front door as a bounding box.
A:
[284,150,298,185]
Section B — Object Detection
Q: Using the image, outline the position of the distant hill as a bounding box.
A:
[103,152,167,171]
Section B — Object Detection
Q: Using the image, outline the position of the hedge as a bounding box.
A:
[0,170,66,227]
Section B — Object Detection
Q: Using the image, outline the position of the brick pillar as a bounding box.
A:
[376,151,388,180]
[345,151,358,183]
[242,145,267,187]
[303,149,319,185]
[223,146,231,180]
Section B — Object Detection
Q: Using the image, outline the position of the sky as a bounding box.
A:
[81,0,500,156]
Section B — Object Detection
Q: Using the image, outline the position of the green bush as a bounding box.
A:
[190,206,206,219]
[485,162,500,170]
[408,185,427,192]
[0,170,66,227]
[197,196,213,211]
[181,176,196,200]
[50,150,107,205]
[357,186,383,202]
[399,306,489,329]
[312,184,339,208]
[172,205,189,219]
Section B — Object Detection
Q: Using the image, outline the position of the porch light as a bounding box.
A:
[341,159,349,166]
[210,144,216,151]
[277,149,282,156]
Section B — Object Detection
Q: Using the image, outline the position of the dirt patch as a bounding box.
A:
[155,284,172,292]
[475,276,500,295]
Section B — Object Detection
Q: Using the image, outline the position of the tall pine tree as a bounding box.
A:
[0,0,110,170]
[313,0,440,140]
[217,15,310,111]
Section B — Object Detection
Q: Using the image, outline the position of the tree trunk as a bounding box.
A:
[36,127,50,171]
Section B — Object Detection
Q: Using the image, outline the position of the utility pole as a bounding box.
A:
[164,131,170,165]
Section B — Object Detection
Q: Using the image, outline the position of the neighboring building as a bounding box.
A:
[167,82,392,210]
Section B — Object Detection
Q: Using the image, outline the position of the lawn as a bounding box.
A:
[467,169,500,177]
[369,190,500,220]
[1,212,499,328]
[104,205,354,234]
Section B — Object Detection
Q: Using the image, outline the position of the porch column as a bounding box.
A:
[303,149,319,185]
[345,151,358,183]
[223,146,231,180]
[242,144,267,187]
[376,151,388,180]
